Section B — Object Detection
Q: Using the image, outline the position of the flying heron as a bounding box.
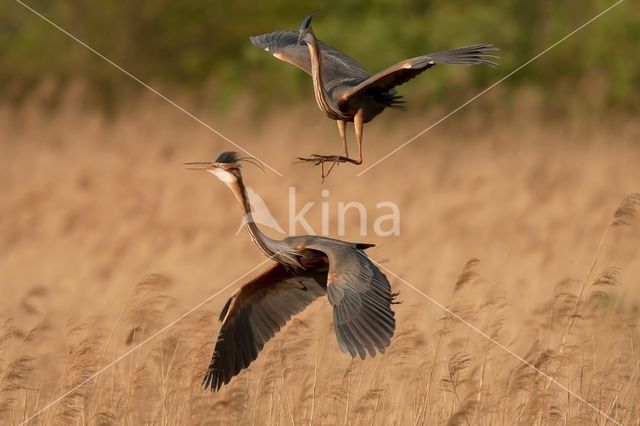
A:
[251,14,498,177]
[186,152,397,391]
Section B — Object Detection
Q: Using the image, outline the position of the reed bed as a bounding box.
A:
[1,96,639,425]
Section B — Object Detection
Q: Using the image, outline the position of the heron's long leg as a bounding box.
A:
[336,120,348,157]
[352,109,364,165]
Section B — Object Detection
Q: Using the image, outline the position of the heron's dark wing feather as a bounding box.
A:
[338,44,498,107]
[203,262,326,391]
[305,240,396,359]
[250,31,370,83]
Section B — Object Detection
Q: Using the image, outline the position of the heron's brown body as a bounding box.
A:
[251,14,498,175]
[186,152,397,391]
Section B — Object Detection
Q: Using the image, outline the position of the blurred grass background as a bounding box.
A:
[2,3,640,423]
[1,0,639,112]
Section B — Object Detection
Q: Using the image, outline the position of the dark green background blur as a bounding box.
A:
[2,0,638,110]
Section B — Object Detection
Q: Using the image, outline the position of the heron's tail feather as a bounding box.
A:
[389,95,407,110]
[374,92,406,110]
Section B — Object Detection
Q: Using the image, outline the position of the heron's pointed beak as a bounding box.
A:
[184,161,215,171]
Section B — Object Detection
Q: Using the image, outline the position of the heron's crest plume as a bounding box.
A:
[214,151,264,171]
[300,14,314,31]
[214,151,240,164]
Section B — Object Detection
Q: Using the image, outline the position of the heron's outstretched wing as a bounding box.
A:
[338,44,498,107]
[305,240,396,359]
[250,31,370,83]
[203,262,326,391]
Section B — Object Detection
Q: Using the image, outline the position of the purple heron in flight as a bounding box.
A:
[251,14,498,177]
[186,152,397,391]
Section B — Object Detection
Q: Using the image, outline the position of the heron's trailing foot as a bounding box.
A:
[296,154,360,164]
[295,154,362,181]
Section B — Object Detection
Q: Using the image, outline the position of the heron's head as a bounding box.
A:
[184,152,262,186]
[297,14,314,45]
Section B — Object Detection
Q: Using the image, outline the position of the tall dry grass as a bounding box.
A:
[1,93,639,425]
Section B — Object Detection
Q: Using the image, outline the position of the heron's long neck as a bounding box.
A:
[307,35,336,116]
[230,177,280,258]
